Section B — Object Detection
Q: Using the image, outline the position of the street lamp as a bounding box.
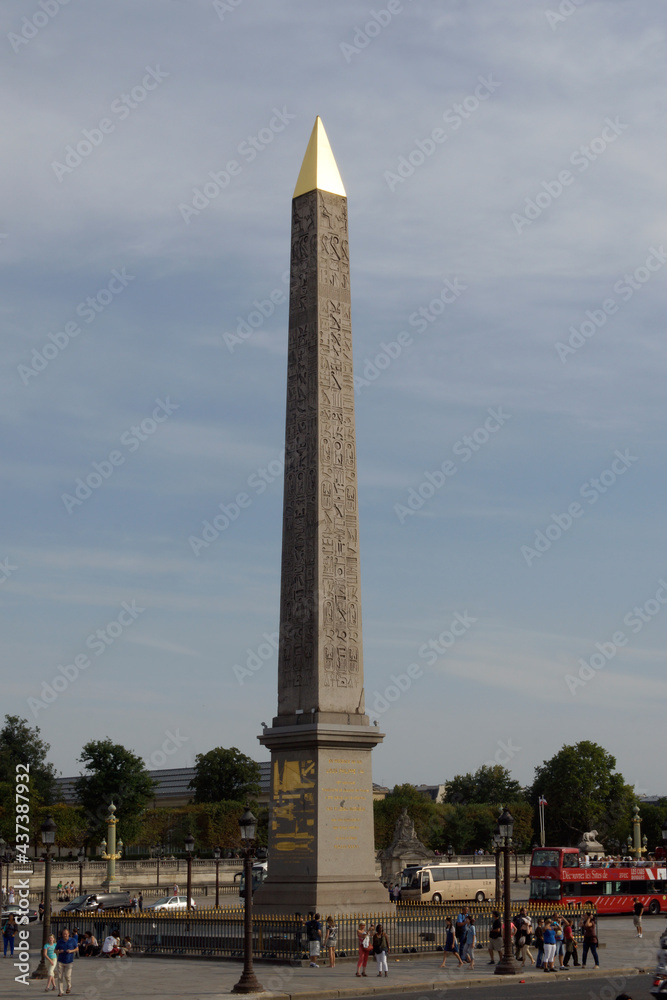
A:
[627,836,633,858]
[185,833,195,911]
[0,836,5,903]
[77,847,86,895]
[495,808,517,976]
[213,846,221,908]
[232,807,264,994]
[447,843,454,861]
[32,815,57,980]
[493,825,503,904]
[100,802,122,889]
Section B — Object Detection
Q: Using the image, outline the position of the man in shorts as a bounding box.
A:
[306,912,322,968]
[632,898,644,938]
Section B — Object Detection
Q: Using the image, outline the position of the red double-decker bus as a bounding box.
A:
[529,847,667,915]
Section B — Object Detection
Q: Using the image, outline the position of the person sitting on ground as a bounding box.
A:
[80,931,99,957]
[101,933,120,958]
[120,936,132,957]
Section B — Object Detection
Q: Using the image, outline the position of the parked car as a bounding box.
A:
[60,892,132,913]
[1,905,39,923]
[144,895,196,911]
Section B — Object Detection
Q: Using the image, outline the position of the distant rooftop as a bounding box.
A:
[54,762,271,806]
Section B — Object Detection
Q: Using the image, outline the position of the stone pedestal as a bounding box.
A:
[255,722,386,913]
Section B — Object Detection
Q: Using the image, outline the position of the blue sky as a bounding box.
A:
[3,1,666,799]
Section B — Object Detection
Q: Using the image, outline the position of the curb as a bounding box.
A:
[216,966,651,998]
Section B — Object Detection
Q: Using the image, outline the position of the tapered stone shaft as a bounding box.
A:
[256,118,386,914]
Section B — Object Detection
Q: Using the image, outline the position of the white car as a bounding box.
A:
[144,895,196,911]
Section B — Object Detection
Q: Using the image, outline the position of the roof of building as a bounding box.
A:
[54,761,272,806]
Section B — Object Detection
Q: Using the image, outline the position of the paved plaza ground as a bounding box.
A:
[0,916,663,999]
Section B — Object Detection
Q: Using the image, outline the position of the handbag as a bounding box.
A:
[362,933,370,950]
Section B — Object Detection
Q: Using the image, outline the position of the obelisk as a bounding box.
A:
[255,118,386,914]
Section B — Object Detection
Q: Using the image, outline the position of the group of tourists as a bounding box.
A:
[482,905,599,970]
[296,913,391,976]
[41,927,132,995]
[355,920,389,976]
[55,882,77,902]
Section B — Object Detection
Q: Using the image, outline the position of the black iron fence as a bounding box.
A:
[50,901,591,962]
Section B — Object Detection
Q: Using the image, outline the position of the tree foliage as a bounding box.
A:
[530,741,629,846]
[135,802,268,852]
[447,765,525,806]
[74,739,156,844]
[189,747,261,804]
[0,715,57,802]
[373,784,439,850]
[0,715,58,844]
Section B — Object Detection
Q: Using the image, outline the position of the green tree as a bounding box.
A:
[189,747,261,804]
[74,739,156,844]
[0,715,57,803]
[636,801,667,854]
[447,765,525,806]
[373,783,439,849]
[0,715,58,845]
[530,741,629,846]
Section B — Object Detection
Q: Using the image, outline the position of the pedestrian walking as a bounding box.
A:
[356,921,370,976]
[372,923,389,977]
[172,883,179,896]
[323,916,337,968]
[518,914,535,967]
[7,887,14,905]
[55,928,77,995]
[581,911,600,968]
[306,912,322,968]
[632,898,644,938]
[138,891,143,911]
[461,916,476,969]
[3,914,18,957]
[440,917,463,968]
[39,901,45,922]
[542,918,556,972]
[534,917,545,968]
[553,917,564,968]
[43,933,57,991]
[562,916,579,966]
[454,906,469,950]
[488,910,503,964]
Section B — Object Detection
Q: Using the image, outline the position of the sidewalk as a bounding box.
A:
[0,916,660,999]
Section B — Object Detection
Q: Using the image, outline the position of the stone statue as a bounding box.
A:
[378,808,434,882]
[578,830,605,855]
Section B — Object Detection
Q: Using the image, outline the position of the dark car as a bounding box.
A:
[1,905,39,923]
[60,892,132,913]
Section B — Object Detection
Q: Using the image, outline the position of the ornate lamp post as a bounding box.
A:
[185,833,195,911]
[447,843,454,862]
[100,802,122,889]
[631,805,644,860]
[151,843,164,889]
[493,825,503,904]
[32,815,57,980]
[494,808,517,976]
[214,846,221,908]
[232,807,264,994]
[77,847,86,895]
